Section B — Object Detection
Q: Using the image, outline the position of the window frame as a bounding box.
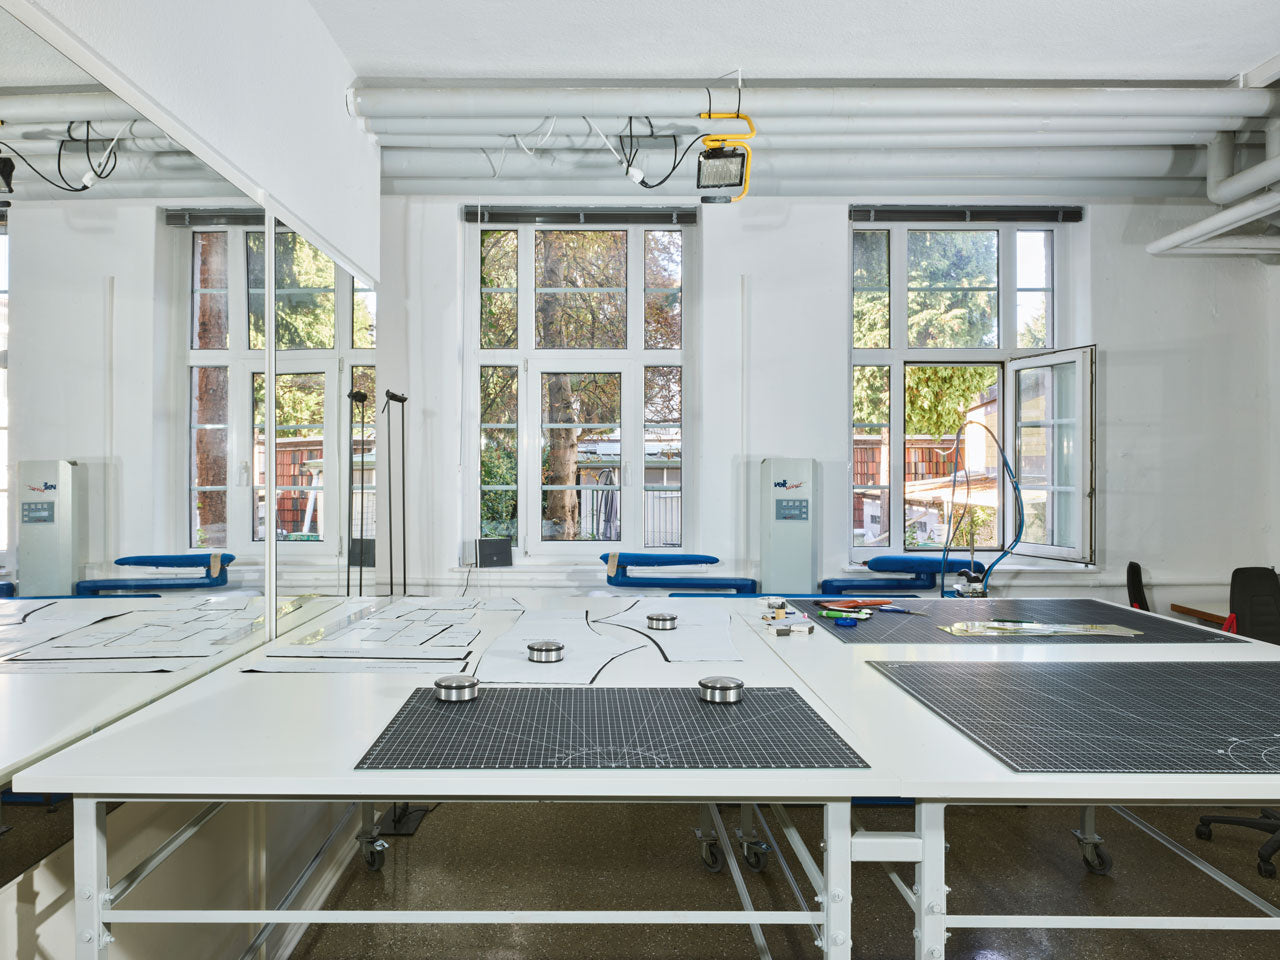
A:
[178,224,375,560]
[850,219,1091,563]
[463,220,692,561]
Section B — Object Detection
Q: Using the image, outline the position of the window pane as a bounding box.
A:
[644,230,682,349]
[350,366,377,561]
[253,372,326,541]
[1016,362,1078,548]
[907,230,998,348]
[480,366,519,544]
[192,232,228,349]
[852,230,889,348]
[247,231,336,350]
[1017,230,1052,348]
[534,231,626,349]
[904,364,1000,548]
[353,282,377,349]
[852,365,889,547]
[189,367,228,548]
[481,230,518,349]
[644,366,681,547]
[541,372,621,541]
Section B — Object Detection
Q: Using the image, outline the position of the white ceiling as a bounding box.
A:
[0,8,92,88]
[310,0,1280,82]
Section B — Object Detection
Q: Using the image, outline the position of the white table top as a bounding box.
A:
[755,599,1280,803]
[0,596,342,784]
[15,596,1280,805]
[13,596,888,801]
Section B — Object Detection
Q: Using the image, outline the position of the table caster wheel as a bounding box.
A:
[1082,845,1113,875]
[1195,823,1213,841]
[1258,860,1277,880]
[743,847,768,872]
[361,838,389,871]
[701,842,723,873]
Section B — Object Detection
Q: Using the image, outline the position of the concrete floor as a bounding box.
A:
[288,802,1280,960]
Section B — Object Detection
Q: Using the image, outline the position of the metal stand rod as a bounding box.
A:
[107,803,225,905]
[752,804,821,946]
[73,799,109,960]
[707,803,773,960]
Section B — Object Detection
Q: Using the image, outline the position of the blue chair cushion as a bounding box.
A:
[600,553,758,594]
[75,553,237,596]
[866,555,985,575]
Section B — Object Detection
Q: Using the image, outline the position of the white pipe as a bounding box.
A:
[17,152,210,180]
[1266,118,1280,159]
[7,178,233,200]
[1205,129,1280,205]
[2,137,185,154]
[377,131,1223,151]
[1158,236,1280,255]
[0,120,168,141]
[1146,189,1280,254]
[0,91,141,123]
[381,146,1211,180]
[382,176,1206,199]
[350,85,1280,119]
[364,115,1252,136]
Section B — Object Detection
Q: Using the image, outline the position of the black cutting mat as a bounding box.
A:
[787,597,1243,644]
[357,686,868,770]
[871,660,1280,774]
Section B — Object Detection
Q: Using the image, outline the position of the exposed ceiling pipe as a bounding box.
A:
[1146,189,1280,254]
[381,146,1215,180]
[350,85,1280,120]
[3,137,185,154]
[1206,120,1280,205]
[14,152,212,183]
[363,114,1254,136]
[0,119,168,140]
[6,178,233,200]
[376,131,1225,150]
[382,176,1206,199]
[0,91,142,123]
[1157,236,1280,255]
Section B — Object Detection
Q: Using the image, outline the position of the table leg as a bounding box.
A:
[74,798,110,960]
[914,802,948,960]
[823,802,851,959]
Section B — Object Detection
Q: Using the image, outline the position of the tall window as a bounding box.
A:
[185,225,375,556]
[0,232,8,553]
[469,221,687,557]
[850,216,1093,562]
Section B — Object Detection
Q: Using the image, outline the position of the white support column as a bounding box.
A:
[822,802,852,959]
[74,798,109,960]
[914,803,948,960]
[264,212,278,641]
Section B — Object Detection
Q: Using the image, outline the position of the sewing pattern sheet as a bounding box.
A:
[595,599,741,662]
[474,610,645,684]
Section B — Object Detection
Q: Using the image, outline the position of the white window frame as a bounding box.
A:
[462,221,691,561]
[850,219,1095,564]
[179,225,375,561]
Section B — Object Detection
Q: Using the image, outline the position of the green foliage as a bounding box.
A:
[248,232,336,350]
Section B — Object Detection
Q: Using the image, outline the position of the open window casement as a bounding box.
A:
[1004,345,1095,563]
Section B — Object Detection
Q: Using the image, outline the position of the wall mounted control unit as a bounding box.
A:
[17,460,86,596]
[760,457,821,594]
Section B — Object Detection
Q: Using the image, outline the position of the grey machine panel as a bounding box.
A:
[871,660,1280,774]
[788,597,1244,644]
[357,686,868,770]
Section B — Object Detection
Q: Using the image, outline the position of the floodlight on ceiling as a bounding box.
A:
[697,112,754,204]
[0,156,13,194]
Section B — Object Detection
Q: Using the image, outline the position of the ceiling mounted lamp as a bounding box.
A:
[0,155,14,194]
[697,113,755,203]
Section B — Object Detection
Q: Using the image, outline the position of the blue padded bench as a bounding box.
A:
[74,553,237,596]
[601,553,758,594]
[821,554,985,594]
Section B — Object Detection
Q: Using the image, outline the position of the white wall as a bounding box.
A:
[7,201,186,585]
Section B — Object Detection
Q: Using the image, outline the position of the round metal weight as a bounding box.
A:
[527,640,565,662]
[434,674,480,701]
[647,612,678,631]
[698,675,745,704]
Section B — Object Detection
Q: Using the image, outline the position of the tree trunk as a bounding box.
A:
[538,235,578,539]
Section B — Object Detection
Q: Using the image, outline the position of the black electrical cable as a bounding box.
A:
[0,138,87,192]
[639,133,709,189]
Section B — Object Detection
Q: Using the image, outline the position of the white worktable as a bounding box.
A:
[751,599,1280,803]
[15,596,890,800]
[1,596,343,785]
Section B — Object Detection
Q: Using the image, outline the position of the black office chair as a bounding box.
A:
[1126,561,1150,611]
[1194,566,1280,878]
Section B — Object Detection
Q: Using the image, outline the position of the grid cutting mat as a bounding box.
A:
[788,597,1243,645]
[356,686,868,770]
[871,660,1280,774]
